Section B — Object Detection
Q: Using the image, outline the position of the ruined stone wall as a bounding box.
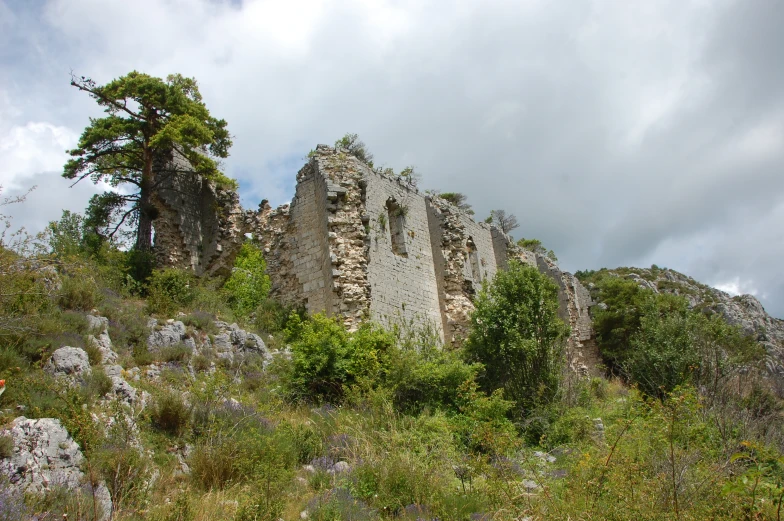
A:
[364,167,443,337]
[425,197,500,343]
[249,145,593,346]
[152,144,595,349]
[153,160,245,277]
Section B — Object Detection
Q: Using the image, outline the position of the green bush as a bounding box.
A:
[146,268,196,316]
[286,315,395,404]
[182,311,218,334]
[255,299,303,335]
[81,368,113,402]
[155,343,192,363]
[223,242,270,318]
[594,276,764,400]
[465,260,569,415]
[387,348,480,414]
[57,271,101,311]
[150,391,191,436]
[84,338,102,366]
[94,409,151,510]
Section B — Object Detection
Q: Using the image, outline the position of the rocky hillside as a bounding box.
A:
[580,266,784,374]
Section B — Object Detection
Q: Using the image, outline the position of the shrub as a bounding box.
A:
[182,311,217,334]
[286,316,395,404]
[93,410,151,510]
[0,347,25,377]
[150,391,191,436]
[223,242,270,318]
[465,260,569,415]
[84,338,102,366]
[132,344,154,366]
[155,344,192,363]
[81,368,113,402]
[192,352,212,373]
[334,133,374,165]
[387,348,481,414]
[57,271,101,311]
[306,488,378,521]
[146,268,196,316]
[255,299,303,335]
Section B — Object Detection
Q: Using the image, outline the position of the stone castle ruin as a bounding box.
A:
[152,144,593,348]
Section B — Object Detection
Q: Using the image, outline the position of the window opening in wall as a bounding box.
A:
[467,237,481,283]
[386,197,408,257]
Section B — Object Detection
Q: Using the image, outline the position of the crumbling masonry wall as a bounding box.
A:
[153,166,246,277]
[154,144,594,346]
[252,145,594,345]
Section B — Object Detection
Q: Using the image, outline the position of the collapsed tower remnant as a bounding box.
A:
[249,145,594,346]
[152,151,246,277]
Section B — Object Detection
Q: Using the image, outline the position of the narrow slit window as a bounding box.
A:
[386,198,408,257]
[467,237,481,283]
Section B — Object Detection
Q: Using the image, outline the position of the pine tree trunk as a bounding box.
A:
[136,150,155,252]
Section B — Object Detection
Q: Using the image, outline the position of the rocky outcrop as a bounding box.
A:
[44,346,91,382]
[211,321,270,362]
[595,267,784,374]
[87,314,119,365]
[147,319,195,351]
[0,417,112,520]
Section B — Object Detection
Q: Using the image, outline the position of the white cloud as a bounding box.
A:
[0,121,77,190]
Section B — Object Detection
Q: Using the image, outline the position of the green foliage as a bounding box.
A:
[155,343,193,363]
[254,300,303,335]
[57,268,102,311]
[450,380,517,454]
[223,242,270,318]
[146,268,196,316]
[93,406,152,511]
[593,276,764,399]
[387,347,481,414]
[465,260,569,415]
[335,133,373,165]
[47,210,87,258]
[285,316,396,404]
[591,276,650,369]
[81,367,114,402]
[65,71,234,249]
[516,237,558,262]
[438,192,473,213]
[150,390,191,436]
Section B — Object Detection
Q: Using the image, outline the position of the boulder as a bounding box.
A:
[147,319,188,350]
[0,417,112,520]
[44,347,91,381]
[213,321,270,362]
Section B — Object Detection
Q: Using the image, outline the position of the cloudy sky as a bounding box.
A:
[1,0,782,317]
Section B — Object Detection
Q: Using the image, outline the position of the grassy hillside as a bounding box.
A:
[1,215,784,520]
